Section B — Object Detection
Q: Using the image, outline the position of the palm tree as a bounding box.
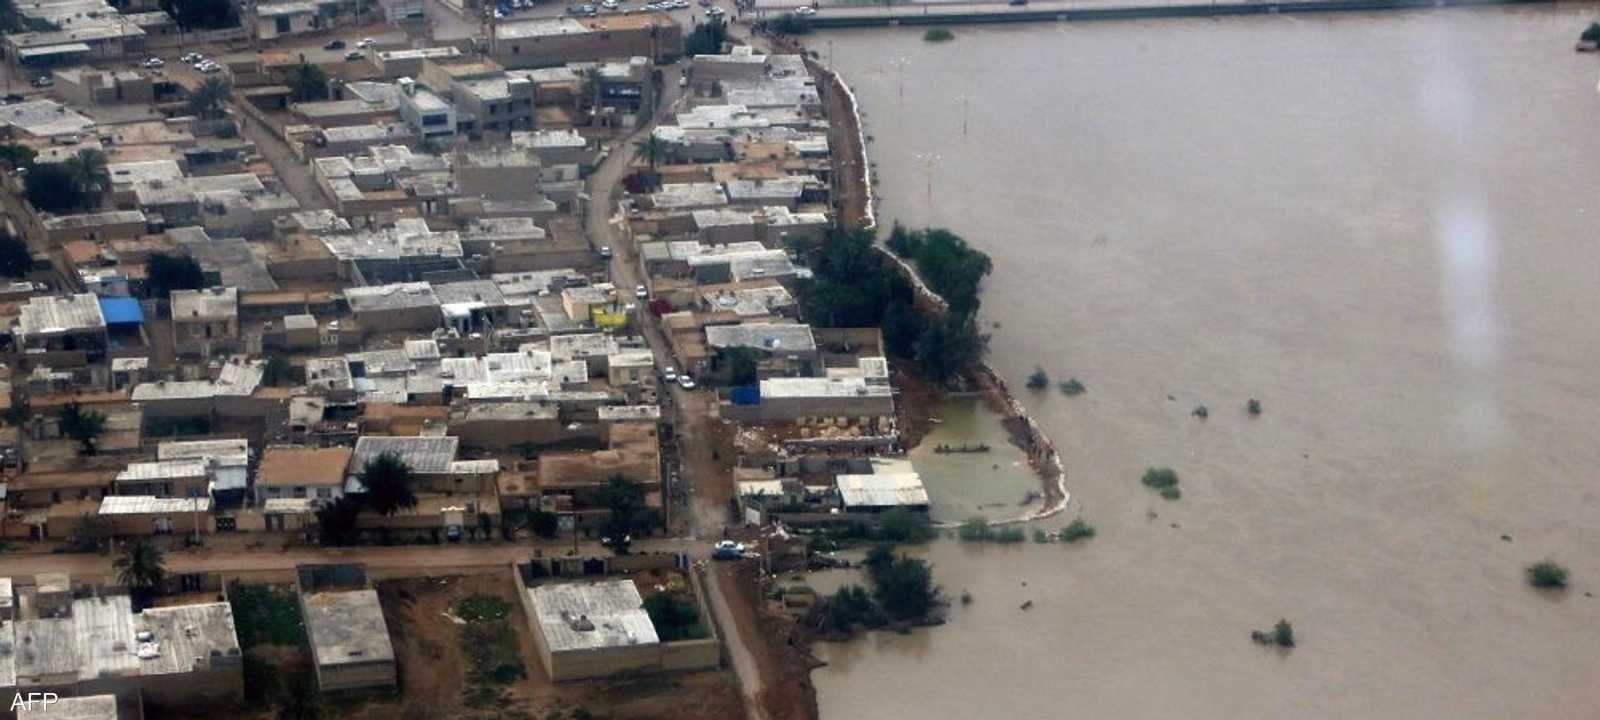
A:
[186,76,231,120]
[59,401,107,455]
[64,148,108,198]
[634,134,668,170]
[359,452,416,516]
[115,540,167,593]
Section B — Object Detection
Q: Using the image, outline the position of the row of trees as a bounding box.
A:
[884,224,993,316]
[797,226,988,384]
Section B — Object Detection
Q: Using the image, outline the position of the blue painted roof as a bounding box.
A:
[98,296,144,325]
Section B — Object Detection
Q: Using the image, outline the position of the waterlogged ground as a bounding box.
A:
[907,398,1043,523]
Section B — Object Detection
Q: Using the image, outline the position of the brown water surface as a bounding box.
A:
[813,8,1600,718]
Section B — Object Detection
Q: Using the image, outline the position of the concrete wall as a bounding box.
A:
[316,659,397,692]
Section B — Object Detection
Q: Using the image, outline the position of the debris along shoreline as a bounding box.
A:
[801,48,1070,528]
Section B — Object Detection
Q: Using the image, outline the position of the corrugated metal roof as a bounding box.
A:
[17,294,105,337]
[98,496,211,515]
[350,436,459,476]
[835,472,928,509]
[116,458,209,482]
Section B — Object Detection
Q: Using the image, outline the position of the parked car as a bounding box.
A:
[598,245,613,259]
[794,5,815,14]
[671,0,689,8]
[324,39,346,49]
[677,375,696,390]
[706,5,724,15]
[635,284,648,299]
[141,57,164,69]
[356,37,376,47]
[1008,0,1027,5]
[699,0,710,6]
[198,62,221,73]
[663,366,678,382]
[601,0,618,9]
[345,50,363,61]
[712,540,745,560]
[32,75,52,88]
[180,52,203,64]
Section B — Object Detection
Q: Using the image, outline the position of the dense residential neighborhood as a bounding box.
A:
[0,0,941,717]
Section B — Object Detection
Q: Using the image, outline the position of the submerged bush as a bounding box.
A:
[1059,518,1096,543]
[1059,378,1086,396]
[1141,467,1179,490]
[1247,398,1262,416]
[1251,619,1295,648]
[1026,366,1049,390]
[923,27,954,42]
[1527,560,1570,589]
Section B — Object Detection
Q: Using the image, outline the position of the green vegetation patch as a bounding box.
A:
[228,582,305,648]
[642,591,709,642]
[1526,560,1570,589]
[923,27,954,42]
[1058,518,1096,543]
[1251,619,1295,648]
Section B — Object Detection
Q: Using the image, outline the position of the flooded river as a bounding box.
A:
[812,7,1600,718]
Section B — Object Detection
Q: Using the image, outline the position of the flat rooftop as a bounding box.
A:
[527,579,659,653]
[302,589,396,668]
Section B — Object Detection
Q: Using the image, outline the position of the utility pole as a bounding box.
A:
[956,93,970,137]
[916,151,940,210]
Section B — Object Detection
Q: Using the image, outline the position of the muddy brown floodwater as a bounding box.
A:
[812,7,1600,719]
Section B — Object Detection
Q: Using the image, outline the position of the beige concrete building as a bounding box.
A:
[170,287,239,357]
[299,586,397,692]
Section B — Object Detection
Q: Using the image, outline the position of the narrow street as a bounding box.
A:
[0,536,700,579]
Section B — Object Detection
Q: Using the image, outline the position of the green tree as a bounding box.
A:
[64,148,108,197]
[0,230,32,278]
[642,591,707,641]
[595,475,647,555]
[871,554,942,622]
[24,162,91,213]
[262,354,293,387]
[68,515,107,552]
[863,543,895,578]
[881,300,925,358]
[288,63,329,103]
[721,346,760,386]
[59,401,107,455]
[144,253,204,299]
[162,0,238,28]
[634,134,669,170]
[915,312,987,384]
[877,507,932,543]
[315,496,362,546]
[359,453,417,516]
[529,510,560,539]
[115,540,167,593]
[1527,560,1570,589]
[186,76,232,119]
[819,584,882,634]
[0,143,37,168]
[683,19,729,56]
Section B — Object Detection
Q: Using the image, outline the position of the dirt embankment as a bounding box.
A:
[715,561,823,720]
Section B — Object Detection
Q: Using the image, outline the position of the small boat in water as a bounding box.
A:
[934,443,992,454]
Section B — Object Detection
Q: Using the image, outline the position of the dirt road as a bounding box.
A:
[0,537,700,581]
[705,563,770,720]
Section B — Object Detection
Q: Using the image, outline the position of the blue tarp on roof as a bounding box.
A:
[98,296,144,325]
[730,386,761,406]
